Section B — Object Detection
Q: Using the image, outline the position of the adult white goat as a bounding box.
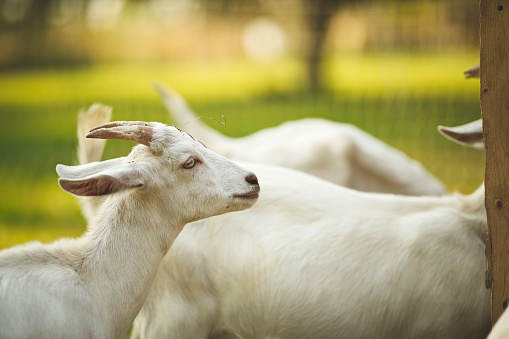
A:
[0,114,260,338]
[132,170,488,337]
[154,84,447,196]
[73,110,487,338]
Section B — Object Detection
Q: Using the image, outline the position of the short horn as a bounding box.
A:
[87,121,154,147]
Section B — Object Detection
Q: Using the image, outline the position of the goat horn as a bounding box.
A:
[87,121,154,147]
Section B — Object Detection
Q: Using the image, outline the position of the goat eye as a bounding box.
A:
[183,158,196,169]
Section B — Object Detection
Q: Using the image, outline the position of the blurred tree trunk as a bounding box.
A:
[20,0,53,67]
[304,0,342,92]
[0,0,53,68]
[0,0,92,68]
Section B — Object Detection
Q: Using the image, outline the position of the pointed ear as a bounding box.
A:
[464,64,480,79]
[437,119,484,149]
[58,164,145,197]
[56,157,126,180]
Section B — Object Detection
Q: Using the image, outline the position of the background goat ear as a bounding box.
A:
[437,119,484,150]
[58,166,144,197]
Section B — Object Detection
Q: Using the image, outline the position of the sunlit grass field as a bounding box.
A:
[0,51,483,249]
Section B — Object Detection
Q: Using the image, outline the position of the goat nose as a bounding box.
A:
[245,173,259,185]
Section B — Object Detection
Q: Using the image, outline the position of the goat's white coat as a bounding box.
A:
[155,84,447,196]
[128,119,489,339]
[0,113,259,339]
[130,163,489,339]
[71,111,487,338]
[488,309,509,339]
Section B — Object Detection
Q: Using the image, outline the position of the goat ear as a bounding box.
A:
[57,164,145,197]
[437,119,484,149]
[56,157,126,180]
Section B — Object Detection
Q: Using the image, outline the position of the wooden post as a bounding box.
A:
[480,0,509,325]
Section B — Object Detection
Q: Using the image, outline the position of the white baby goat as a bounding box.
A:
[76,112,487,338]
[0,117,259,338]
[154,83,447,196]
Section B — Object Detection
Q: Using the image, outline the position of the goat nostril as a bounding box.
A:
[245,173,258,185]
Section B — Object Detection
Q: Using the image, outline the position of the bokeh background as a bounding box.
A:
[0,0,483,249]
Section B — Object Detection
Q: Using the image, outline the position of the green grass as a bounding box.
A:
[0,51,484,249]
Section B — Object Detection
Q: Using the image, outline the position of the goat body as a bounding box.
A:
[155,84,447,196]
[131,161,489,339]
[70,109,486,338]
[0,115,259,338]
[129,119,489,338]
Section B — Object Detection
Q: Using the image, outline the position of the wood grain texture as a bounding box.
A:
[480,0,509,325]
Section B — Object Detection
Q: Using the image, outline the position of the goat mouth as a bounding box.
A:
[233,188,260,200]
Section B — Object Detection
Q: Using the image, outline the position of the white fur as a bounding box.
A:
[131,165,489,339]
[154,83,447,196]
[74,111,487,338]
[128,119,489,339]
[0,110,259,339]
[488,309,509,338]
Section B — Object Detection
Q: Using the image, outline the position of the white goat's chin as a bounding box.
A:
[234,192,259,200]
[230,193,259,211]
[232,186,260,201]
